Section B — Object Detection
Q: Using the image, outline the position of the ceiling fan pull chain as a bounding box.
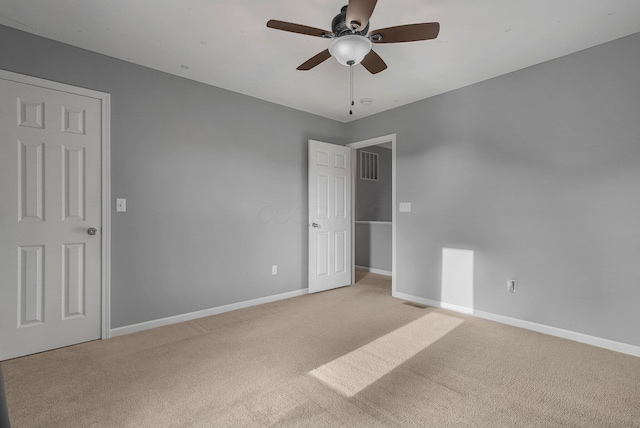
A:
[349,64,354,115]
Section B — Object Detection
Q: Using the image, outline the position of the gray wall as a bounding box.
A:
[347,32,640,347]
[0,25,346,328]
[3,22,640,348]
[356,146,392,221]
[355,223,392,272]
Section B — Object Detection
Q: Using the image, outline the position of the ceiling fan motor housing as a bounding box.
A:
[332,5,369,37]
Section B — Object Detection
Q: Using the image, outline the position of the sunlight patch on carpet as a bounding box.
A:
[309,312,464,397]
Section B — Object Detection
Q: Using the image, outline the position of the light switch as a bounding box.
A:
[399,202,412,212]
[116,198,127,212]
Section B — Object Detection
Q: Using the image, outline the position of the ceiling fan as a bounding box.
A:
[266,0,440,74]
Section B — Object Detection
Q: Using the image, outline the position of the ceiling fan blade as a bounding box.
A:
[346,0,378,32]
[361,50,387,74]
[297,50,332,71]
[267,20,333,38]
[370,22,440,43]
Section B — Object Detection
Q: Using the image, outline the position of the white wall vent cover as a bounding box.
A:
[360,151,379,181]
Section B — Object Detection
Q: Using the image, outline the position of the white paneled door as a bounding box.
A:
[308,140,352,293]
[0,74,103,360]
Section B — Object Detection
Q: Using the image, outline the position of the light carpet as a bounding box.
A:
[3,272,640,427]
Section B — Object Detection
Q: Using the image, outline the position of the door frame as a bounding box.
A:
[0,69,112,340]
[347,134,396,296]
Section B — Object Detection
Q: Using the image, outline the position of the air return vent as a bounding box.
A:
[360,151,379,181]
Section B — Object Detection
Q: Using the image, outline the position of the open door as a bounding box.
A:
[308,140,352,293]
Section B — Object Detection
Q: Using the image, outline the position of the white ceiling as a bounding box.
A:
[1,0,640,123]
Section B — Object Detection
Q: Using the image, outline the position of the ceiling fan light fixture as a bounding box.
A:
[328,35,372,66]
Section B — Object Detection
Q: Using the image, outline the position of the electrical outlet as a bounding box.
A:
[508,280,516,293]
[272,265,277,275]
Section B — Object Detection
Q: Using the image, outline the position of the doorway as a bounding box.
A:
[347,134,396,296]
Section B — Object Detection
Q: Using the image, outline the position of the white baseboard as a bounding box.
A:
[110,288,309,338]
[393,292,640,358]
[355,265,392,277]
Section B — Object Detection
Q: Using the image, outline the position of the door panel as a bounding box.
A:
[0,76,102,361]
[308,140,352,293]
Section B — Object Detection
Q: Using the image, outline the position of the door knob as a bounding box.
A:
[310,223,321,228]
[87,227,98,236]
